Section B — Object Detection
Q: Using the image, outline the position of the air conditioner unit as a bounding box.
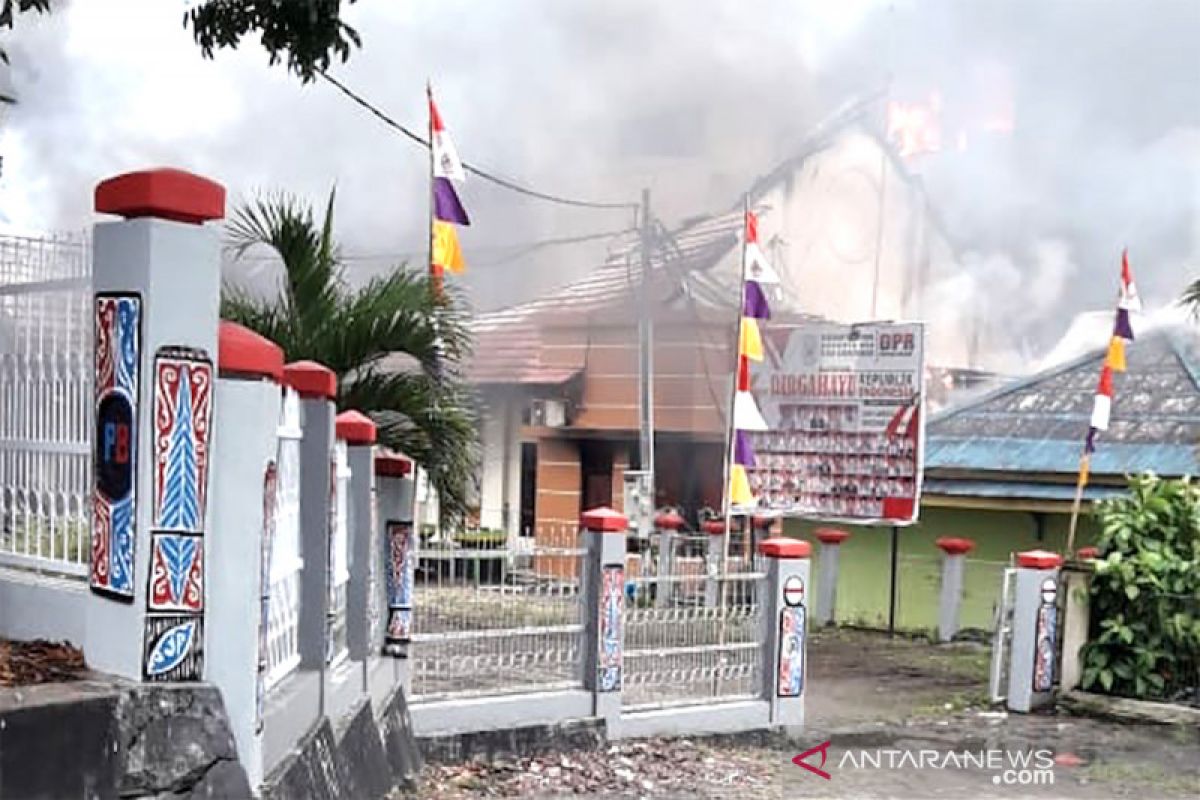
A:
[529,398,568,428]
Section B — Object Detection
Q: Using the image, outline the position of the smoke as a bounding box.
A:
[1,0,1199,365]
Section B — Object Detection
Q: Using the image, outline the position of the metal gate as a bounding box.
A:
[622,532,765,709]
[0,233,92,576]
[408,523,586,701]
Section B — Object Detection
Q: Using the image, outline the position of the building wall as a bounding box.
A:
[784,504,1102,634]
[534,437,581,577]
[477,389,523,539]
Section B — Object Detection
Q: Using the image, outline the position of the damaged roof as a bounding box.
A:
[926,325,1200,489]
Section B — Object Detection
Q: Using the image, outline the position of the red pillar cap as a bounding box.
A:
[655,511,685,531]
[1076,546,1100,560]
[758,537,812,559]
[580,507,628,533]
[217,321,283,382]
[95,168,225,224]
[375,450,413,478]
[1016,549,1063,569]
[283,360,338,400]
[335,410,377,445]
[816,528,851,545]
[702,519,727,535]
[936,537,975,556]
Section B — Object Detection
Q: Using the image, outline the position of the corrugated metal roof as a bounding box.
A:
[923,478,1128,502]
[927,326,1200,479]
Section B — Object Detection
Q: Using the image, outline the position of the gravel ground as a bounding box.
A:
[398,629,1200,799]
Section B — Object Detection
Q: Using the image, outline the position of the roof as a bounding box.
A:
[926,325,1200,486]
[923,478,1129,503]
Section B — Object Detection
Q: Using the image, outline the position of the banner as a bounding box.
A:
[746,322,926,525]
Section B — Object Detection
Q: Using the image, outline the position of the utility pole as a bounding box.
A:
[637,188,655,500]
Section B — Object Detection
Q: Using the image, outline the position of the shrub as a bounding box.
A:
[1080,474,1200,701]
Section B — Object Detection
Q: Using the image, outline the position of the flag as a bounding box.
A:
[1105,336,1126,372]
[733,390,768,431]
[1090,394,1111,431]
[744,211,759,244]
[737,355,750,391]
[433,177,471,226]
[739,318,764,361]
[429,92,466,182]
[744,242,781,284]
[1113,307,1134,341]
[729,464,754,506]
[1084,426,1098,455]
[743,280,771,319]
[1117,249,1141,312]
[1078,454,1091,487]
[734,429,756,469]
[1097,365,1113,397]
[432,220,465,273]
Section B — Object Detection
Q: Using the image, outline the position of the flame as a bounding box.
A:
[886,93,942,159]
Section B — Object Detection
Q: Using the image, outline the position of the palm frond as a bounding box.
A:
[1181,277,1200,320]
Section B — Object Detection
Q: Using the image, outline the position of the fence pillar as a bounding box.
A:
[376,452,416,663]
[284,362,337,700]
[1007,549,1063,713]
[580,507,627,731]
[935,537,975,642]
[654,511,684,608]
[206,322,285,788]
[338,412,377,676]
[703,519,727,606]
[84,169,224,681]
[760,537,811,731]
[1060,551,1097,692]
[814,528,850,626]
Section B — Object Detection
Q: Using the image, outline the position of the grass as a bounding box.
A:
[0,515,89,564]
[1080,762,1200,794]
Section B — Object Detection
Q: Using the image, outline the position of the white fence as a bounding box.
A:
[0,233,92,576]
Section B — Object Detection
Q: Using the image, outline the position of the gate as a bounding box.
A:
[622,532,766,709]
[0,233,92,576]
[408,522,586,700]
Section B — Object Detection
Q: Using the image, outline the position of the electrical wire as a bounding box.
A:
[319,72,638,211]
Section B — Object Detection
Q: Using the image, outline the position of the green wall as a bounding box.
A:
[784,505,1101,635]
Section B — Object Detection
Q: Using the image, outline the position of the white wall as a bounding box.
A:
[477,389,524,539]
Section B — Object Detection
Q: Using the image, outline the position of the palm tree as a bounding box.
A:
[221,190,477,527]
[1182,279,1200,317]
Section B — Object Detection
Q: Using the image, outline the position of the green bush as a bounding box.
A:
[1081,474,1200,701]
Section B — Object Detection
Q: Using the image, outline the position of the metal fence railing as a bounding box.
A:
[622,566,765,710]
[408,523,585,701]
[0,232,92,577]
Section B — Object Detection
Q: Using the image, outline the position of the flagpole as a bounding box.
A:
[720,195,752,607]
[426,81,440,300]
[1066,452,1088,556]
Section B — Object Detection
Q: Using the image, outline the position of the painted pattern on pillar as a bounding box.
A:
[598,564,624,692]
[1033,578,1058,693]
[152,349,213,532]
[143,346,213,681]
[90,293,141,599]
[384,520,413,653]
[256,461,277,733]
[777,606,806,697]
[143,614,204,681]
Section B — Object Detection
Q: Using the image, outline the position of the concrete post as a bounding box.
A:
[814,528,850,626]
[759,537,811,731]
[337,411,376,669]
[580,507,627,730]
[85,169,224,681]
[935,537,975,643]
[207,321,285,787]
[654,510,684,608]
[283,362,337,691]
[703,519,727,606]
[1060,549,1098,692]
[1007,549,1063,713]
[369,451,417,709]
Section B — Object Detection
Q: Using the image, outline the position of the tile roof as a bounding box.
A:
[926,325,1200,482]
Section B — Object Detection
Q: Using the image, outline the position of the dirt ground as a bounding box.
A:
[403,628,1200,799]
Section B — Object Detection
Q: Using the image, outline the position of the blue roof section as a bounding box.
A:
[927,326,1200,479]
[923,478,1128,502]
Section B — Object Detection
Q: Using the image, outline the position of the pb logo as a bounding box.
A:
[879,332,915,354]
[96,392,134,501]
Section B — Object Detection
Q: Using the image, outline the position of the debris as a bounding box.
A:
[0,638,86,686]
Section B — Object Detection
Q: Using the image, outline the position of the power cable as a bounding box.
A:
[319,72,638,212]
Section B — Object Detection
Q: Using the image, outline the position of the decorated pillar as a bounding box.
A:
[813,528,850,626]
[85,169,223,681]
[376,451,416,661]
[935,537,975,642]
[206,321,285,787]
[338,410,378,668]
[760,537,811,731]
[580,507,627,729]
[1007,549,1063,713]
[283,360,338,678]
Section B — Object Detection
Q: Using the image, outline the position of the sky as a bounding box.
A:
[2,0,1199,365]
